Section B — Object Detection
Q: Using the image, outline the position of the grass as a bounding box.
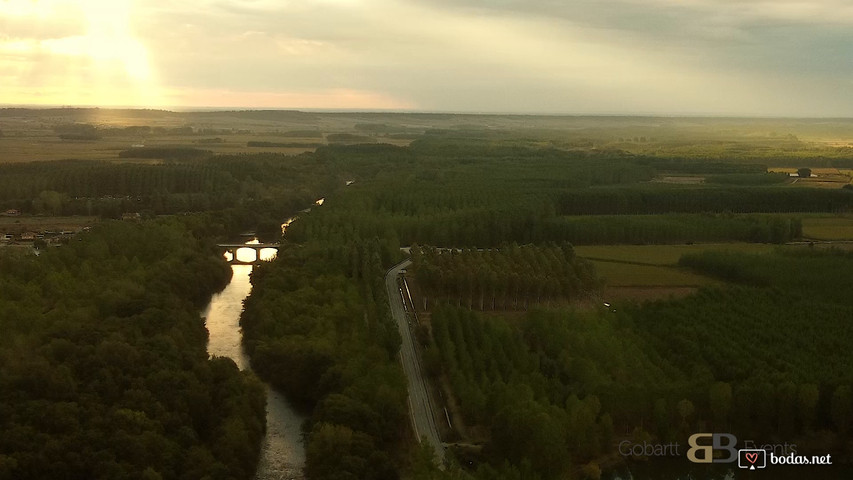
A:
[0,245,34,257]
[0,131,422,163]
[579,243,775,302]
[575,243,777,266]
[0,215,98,226]
[801,215,853,240]
[650,176,706,185]
[0,109,430,163]
[0,216,98,235]
[591,260,718,287]
[769,167,852,189]
[600,286,700,303]
[7,111,853,164]
[793,177,852,189]
[0,134,321,163]
[579,240,853,302]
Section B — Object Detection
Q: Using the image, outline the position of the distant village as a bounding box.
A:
[0,209,105,246]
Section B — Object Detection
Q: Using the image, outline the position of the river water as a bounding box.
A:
[202,245,307,480]
[202,237,853,480]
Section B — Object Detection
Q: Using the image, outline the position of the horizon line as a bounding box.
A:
[2,104,853,120]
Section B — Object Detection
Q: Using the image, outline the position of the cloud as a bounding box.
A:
[0,0,85,40]
[2,0,852,115]
[0,0,164,106]
[165,87,416,110]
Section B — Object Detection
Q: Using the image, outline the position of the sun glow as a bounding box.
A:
[45,3,150,81]
[2,0,163,107]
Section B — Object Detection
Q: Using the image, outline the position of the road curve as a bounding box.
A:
[385,259,445,464]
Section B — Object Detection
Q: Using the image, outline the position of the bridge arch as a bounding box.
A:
[218,243,280,265]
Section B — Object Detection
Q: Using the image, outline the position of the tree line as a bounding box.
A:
[409,243,600,310]
[704,172,791,185]
[263,141,853,478]
[247,141,321,148]
[0,153,338,223]
[0,218,266,480]
[277,142,849,249]
[291,198,804,247]
[240,238,407,480]
[423,306,669,480]
[631,284,853,441]
[556,186,853,215]
[411,246,853,479]
[118,147,212,160]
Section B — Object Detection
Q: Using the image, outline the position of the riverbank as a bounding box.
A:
[203,248,308,480]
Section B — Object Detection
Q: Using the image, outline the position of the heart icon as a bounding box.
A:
[745,452,759,464]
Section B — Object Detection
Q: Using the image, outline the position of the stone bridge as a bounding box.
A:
[217,243,280,265]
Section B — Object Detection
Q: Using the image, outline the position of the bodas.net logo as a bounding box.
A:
[738,449,767,470]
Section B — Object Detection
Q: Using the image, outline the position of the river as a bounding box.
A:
[202,243,307,480]
[203,237,852,480]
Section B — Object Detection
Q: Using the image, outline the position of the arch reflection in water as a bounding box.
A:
[222,244,278,263]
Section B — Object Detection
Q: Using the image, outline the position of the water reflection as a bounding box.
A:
[281,216,297,235]
[203,264,252,370]
[222,240,278,263]
[203,242,306,480]
[256,388,307,480]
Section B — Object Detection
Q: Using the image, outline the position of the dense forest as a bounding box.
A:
[240,240,407,480]
[3,136,846,246]
[409,243,600,310]
[235,139,853,478]
[0,153,338,240]
[276,140,850,248]
[286,140,853,478]
[0,219,266,480]
[633,249,853,441]
[410,251,853,479]
[4,121,853,480]
[426,306,666,479]
[555,186,853,216]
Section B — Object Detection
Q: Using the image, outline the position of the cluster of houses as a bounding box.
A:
[1,210,100,246]
[1,230,80,245]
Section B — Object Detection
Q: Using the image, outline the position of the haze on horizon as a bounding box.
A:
[2,0,852,116]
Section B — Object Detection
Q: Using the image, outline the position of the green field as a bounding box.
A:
[6,109,853,480]
[0,109,413,163]
[801,215,853,240]
[0,245,32,257]
[578,240,853,301]
[6,110,853,164]
[575,243,777,265]
[0,131,324,163]
[590,260,718,287]
[576,243,777,301]
[0,215,98,235]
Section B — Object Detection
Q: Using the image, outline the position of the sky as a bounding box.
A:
[1,0,852,115]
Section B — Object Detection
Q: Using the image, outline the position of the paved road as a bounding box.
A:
[385,259,445,464]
